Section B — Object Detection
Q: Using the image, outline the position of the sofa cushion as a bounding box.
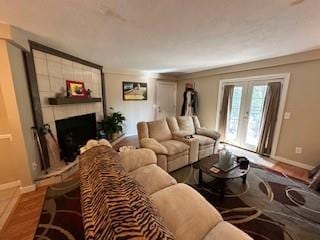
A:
[148,119,172,141]
[167,116,180,132]
[151,183,223,240]
[177,116,195,135]
[193,134,215,146]
[129,164,177,194]
[161,140,189,156]
[119,148,157,173]
[203,221,252,240]
[140,138,168,155]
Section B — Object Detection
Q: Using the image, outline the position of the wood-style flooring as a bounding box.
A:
[0,135,311,239]
[0,187,47,240]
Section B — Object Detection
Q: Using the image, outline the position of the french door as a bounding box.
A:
[225,81,268,151]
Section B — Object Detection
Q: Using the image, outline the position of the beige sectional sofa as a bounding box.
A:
[119,148,252,240]
[168,116,221,158]
[137,119,191,172]
[137,116,220,172]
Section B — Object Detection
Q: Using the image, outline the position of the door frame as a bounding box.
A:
[215,73,290,157]
[156,80,177,119]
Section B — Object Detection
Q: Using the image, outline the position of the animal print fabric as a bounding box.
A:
[79,145,175,240]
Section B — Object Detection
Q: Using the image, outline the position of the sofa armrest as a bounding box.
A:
[172,130,191,138]
[175,138,199,163]
[196,128,221,140]
[172,136,199,164]
[119,148,157,173]
[140,138,168,155]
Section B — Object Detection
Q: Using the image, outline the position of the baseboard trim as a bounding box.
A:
[111,135,126,146]
[0,180,21,191]
[20,184,36,194]
[0,181,36,194]
[125,133,136,137]
[273,156,314,170]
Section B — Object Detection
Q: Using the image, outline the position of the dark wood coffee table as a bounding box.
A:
[198,154,250,199]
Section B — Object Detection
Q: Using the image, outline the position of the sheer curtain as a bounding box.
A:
[218,85,234,140]
[257,82,282,155]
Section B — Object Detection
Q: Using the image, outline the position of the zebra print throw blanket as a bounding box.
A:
[79,145,175,240]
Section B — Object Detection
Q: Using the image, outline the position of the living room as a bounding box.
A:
[0,1,320,240]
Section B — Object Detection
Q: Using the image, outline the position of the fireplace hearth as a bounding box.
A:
[55,113,97,162]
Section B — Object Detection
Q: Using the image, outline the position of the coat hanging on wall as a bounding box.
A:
[181,83,198,116]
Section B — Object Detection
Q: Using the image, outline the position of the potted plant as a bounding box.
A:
[99,109,126,140]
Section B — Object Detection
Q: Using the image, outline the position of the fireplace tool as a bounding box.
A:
[31,126,48,174]
[43,124,63,169]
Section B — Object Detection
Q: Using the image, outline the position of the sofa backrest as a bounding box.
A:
[192,116,201,129]
[137,121,149,140]
[138,116,201,141]
[166,116,180,133]
[148,119,172,141]
[176,116,195,135]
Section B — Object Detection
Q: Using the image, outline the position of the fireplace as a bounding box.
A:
[55,113,97,161]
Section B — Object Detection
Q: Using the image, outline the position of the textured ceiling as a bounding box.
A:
[0,0,319,73]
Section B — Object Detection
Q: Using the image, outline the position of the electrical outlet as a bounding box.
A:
[32,161,38,170]
[295,147,302,154]
[284,112,291,119]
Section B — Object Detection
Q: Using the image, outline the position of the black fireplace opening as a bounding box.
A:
[55,113,97,162]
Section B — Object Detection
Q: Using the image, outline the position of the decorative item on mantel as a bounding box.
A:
[66,80,86,98]
[48,80,101,105]
[98,107,126,141]
[86,89,92,98]
[55,86,67,98]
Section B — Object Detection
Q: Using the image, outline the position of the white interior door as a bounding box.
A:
[156,81,177,119]
[225,81,268,151]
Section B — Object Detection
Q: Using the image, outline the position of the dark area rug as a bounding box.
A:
[34,164,320,240]
[171,163,320,240]
[34,179,84,240]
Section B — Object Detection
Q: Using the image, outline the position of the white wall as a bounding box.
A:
[105,71,176,136]
[0,40,33,187]
[7,42,40,179]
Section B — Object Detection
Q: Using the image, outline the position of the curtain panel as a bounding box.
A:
[218,85,234,140]
[257,82,282,155]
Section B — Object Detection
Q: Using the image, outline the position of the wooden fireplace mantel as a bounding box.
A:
[48,97,102,105]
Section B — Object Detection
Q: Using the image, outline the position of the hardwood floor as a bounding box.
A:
[0,135,310,239]
[272,162,310,183]
[0,187,47,240]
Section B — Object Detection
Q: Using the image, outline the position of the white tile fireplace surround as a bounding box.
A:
[33,50,104,138]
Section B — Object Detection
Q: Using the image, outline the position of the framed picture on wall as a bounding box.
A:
[66,80,86,98]
[122,82,148,101]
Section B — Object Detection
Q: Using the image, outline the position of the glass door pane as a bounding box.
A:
[245,85,267,146]
[226,86,243,141]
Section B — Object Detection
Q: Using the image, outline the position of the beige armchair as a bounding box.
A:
[167,116,221,160]
[137,119,191,172]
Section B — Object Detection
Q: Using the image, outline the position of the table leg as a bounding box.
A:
[220,180,226,199]
[242,174,247,184]
[199,169,203,186]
